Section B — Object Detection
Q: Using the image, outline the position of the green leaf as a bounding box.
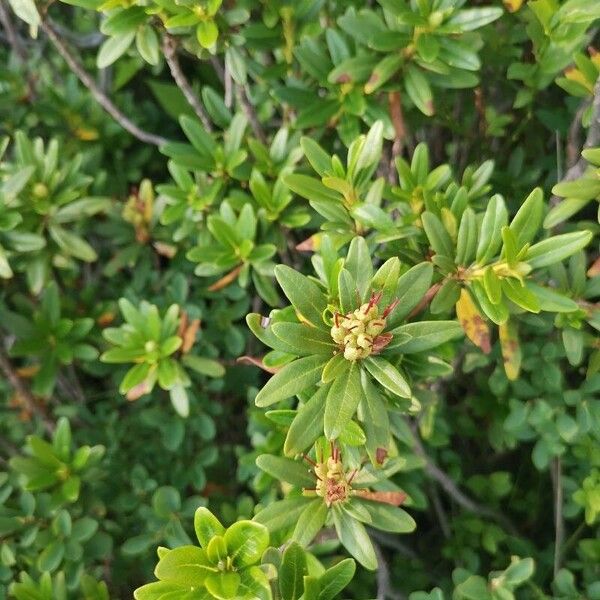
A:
[526,283,578,312]
[355,499,416,533]
[7,0,39,27]
[292,499,328,547]
[338,268,357,315]
[317,558,356,600]
[182,355,225,378]
[422,211,454,258]
[48,225,97,262]
[284,386,327,456]
[363,356,411,398]
[387,263,434,327]
[502,279,540,313]
[205,572,241,599]
[405,66,434,116]
[275,265,328,328]
[360,374,390,464]
[332,505,377,570]
[253,498,311,533]
[552,178,600,200]
[194,507,225,548]
[37,540,64,573]
[255,356,328,408]
[445,7,503,31]
[455,208,478,266]
[388,321,463,353]
[271,323,336,356]
[510,187,543,247]
[525,231,593,269]
[255,455,315,488]
[224,520,269,568]
[169,385,189,417]
[322,353,349,383]
[155,546,215,586]
[476,194,507,264]
[344,237,373,302]
[483,267,502,304]
[279,542,307,600]
[197,20,219,48]
[471,280,508,325]
[97,32,135,68]
[136,26,159,65]
[324,361,361,440]
[301,138,331,177]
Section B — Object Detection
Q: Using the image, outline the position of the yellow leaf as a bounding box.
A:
[499,320,522,380]
[456,288,491,353]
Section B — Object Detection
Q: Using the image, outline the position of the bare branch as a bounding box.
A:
[0,344,54,434]
[39,17,168,147]
[162,34,213,132]
[408,419,519,536]
[373,542,406,600]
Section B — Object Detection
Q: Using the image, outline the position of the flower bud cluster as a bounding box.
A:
[330,293,396,361]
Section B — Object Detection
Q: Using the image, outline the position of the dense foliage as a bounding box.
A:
[0,0,599,598]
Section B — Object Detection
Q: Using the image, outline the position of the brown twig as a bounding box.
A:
[373,542,406,600]
[162,34,213,132]
[408,419,518,536]
[38,17,168,146]
[551,80,600,205]
[408,283,441,319]
[389,91,407,159]
[0,345,54,434]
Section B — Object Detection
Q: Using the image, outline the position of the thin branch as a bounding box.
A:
[48,19,104,48]
[428,481,451,539]
[236,85,266,143]
[0,0,27,62]
[0,345,54,434]
[369,529,419,560]
[408,420,518,536]
[162,34,213,132]
[551,80,600,204]
[39,17,168,146]
[373,542,406,600]
[551,457,564,578]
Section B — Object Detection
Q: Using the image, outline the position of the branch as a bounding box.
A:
[408,420,518,536]
[39,17,168,147]
[551,457,564,578]
[162,34,213,132]
[551,80,600,204]
[373,542,406,600]
[0,345,54,434]
[0,0,27,62]
[236,85,266,143]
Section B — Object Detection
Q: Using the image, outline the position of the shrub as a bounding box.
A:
[0,0,599,598]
